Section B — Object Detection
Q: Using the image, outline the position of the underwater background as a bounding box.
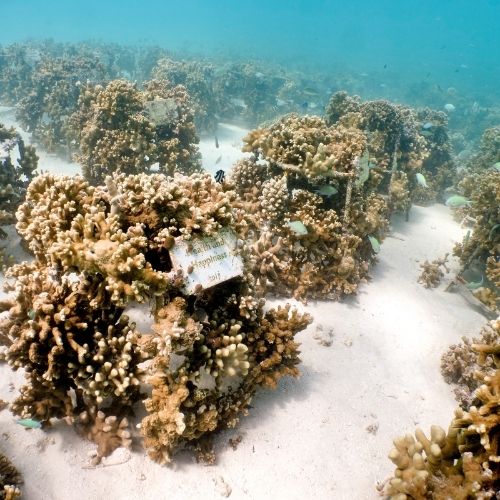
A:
[0,1,499,499]
[1,0,500,101]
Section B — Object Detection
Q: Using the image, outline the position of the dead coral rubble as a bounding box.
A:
[0,172,310,464]
[234,113,388,300]
[418,254,449,289]
[384,328,500,499]
[68,79,202,185]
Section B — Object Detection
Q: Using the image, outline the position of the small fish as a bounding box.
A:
[420,130,432,138]
[422,122,434,130]
[215,155,222,165]
[214,169,225,183]
[465,275,483,290]
[444,103,456,112]
[302,87,319,96]
[383,64,387,69]
[368,235,380,254]
[27,309,36,320]
[230,98,247,110]
[491,161,500,172]
[255,72,264,79]
[215,136,219,149]
[416,173,428,188]
[301,102,309,110]
[445,195,470,208]
[315,185,338,197]
[286,221,308,236]
[17,418,42,429]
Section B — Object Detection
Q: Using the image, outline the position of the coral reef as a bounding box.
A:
[0,123,38,267]
[465,126,500,174]
[0,124,38,230]
[152,58,218,131]
[324,92,450,215]
[0,451,21,500]
[234,113,388,300]
[15,55,109,152]
[413,108,455,205]
[441,319,499,408]
[418,254,449,288]
[68,79,202,184]
[453,168,499,313]
[384,331,500,498]
[0,171,310,463]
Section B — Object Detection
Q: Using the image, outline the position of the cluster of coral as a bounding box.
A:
[68,79,202,185]
[0,123,38,266]
[441,318,499,408]
[231,113,388,300]
[0,124,38,230]
[0,451,21,500]
[0,172,310,464]
[324,91,454,213]
[452,156,499,313]
[14,54,110,153]
[384,318,500,498]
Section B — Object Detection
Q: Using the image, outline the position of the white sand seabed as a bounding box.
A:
[0,109,488,499]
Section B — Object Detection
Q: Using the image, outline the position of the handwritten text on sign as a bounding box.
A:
[169,228,244,294]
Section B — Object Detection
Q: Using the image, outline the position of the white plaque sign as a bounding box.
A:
[169,228,244,294]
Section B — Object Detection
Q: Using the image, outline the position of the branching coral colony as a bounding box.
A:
[15,54,110,153]
[0,451,21,500]
[68,79,202,185]
[324,91,454,214]
[383,319,500,499]
[0,172,310,464]
[234,113,388,300]
[0,124,38,266]
[452,139,499,314]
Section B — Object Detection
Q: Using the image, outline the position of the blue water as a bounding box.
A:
[1,0,500,100]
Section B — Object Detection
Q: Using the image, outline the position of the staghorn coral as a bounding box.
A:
[68,79,201,184]
[0,451,22,500]
[384,335,500,499]
[1,171,311,464]
[418,254,449,289]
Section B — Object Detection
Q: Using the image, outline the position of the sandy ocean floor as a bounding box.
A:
[0,106,488,499]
